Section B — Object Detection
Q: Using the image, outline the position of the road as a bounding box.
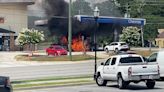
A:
[17,81,164,92]
[0,60,104,81]
[0,51,108,81]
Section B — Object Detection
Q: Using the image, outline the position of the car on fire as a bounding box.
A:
[46,45,67,56]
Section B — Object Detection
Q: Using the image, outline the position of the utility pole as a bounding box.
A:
[68,0,72,60]
[126,3,130,18]
[140,3,145,47]
[141,26,144,47]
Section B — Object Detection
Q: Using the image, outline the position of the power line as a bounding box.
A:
[146,23,164,24]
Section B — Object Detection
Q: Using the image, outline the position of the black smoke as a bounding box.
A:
[43,0,95,36]
[42,0,118,44]
[43,0,68,17]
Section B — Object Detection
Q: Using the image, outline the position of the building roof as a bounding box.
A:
[0,28,15,33]
[75,15,146,26]
[158,31,164,38]
[0,0,35,5]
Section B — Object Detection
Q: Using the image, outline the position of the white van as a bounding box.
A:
[147,50,164,79]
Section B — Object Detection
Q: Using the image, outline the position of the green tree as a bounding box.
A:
[72,0,93,15]
[17,28,45,56]
[143,0,164,39]
[115,0,164,41]
[120,26,141,46]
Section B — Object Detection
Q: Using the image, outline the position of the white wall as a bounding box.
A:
[0,4,28,35]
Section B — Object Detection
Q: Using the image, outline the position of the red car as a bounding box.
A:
[46,45,67,56]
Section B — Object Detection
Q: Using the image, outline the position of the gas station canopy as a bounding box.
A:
[75,15,146,26]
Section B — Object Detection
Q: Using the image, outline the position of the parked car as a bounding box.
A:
[146,50,164,79]
[0,76,12,92]
[95,53,160,89]
[46,45,67,56]
[104,42,129,53]
[90,45,104,51]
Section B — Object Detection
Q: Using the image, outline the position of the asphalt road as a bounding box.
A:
[0,51,108,81]
[17,81,164,92]
[0,60,104,81]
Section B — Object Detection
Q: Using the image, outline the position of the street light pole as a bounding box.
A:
[93,6,100,80]
[140,3,145,47]
[68,0,72,60]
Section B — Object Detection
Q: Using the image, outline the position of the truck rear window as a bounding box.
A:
[120,57,143,63]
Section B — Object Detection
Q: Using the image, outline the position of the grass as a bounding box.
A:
[135,50,155,57]
[12,75,92,84]
[13,80,94,90]
[107,50,156,57]
[15,54,95,61]
[12,75,94,90]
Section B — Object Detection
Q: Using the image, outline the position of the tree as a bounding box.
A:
[17,28,45,56]
[72,0,93,15]
[95,0,122,17]
[115,0,164,41]
[120,26,141,46]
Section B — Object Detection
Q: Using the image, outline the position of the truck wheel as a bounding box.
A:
[146,80,155,89]
[117,75,128,89]
[96,74,107,86]
[160,77,164,81]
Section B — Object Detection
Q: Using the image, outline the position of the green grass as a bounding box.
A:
[12,75,94,90]
[12,75,92,84]
[13,80,94,89]
[107,50,156,57]
[15,54,95,61]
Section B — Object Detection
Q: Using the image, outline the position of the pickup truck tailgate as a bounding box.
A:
[131,64,159,75]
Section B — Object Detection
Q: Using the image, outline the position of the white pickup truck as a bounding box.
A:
[95,54,160,89]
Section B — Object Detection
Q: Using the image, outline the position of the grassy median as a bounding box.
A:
[12,75,94,90]
[15,54,95,61]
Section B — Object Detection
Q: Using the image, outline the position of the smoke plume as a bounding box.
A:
[43,0,68,17]
[42,0,117,45]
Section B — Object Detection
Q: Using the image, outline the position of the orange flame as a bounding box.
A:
[61,35,89,52]
[72,36,85,51]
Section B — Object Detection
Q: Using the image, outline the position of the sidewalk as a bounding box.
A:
[0,51,109,68]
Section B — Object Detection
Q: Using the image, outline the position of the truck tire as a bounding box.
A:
[96,74,107,86]
[160,77,164,81]
[146,80,155,89]
[117,75,129,89]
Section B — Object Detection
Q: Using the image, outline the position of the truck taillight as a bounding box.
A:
[128,67,132,76]
[158,65,160,74]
